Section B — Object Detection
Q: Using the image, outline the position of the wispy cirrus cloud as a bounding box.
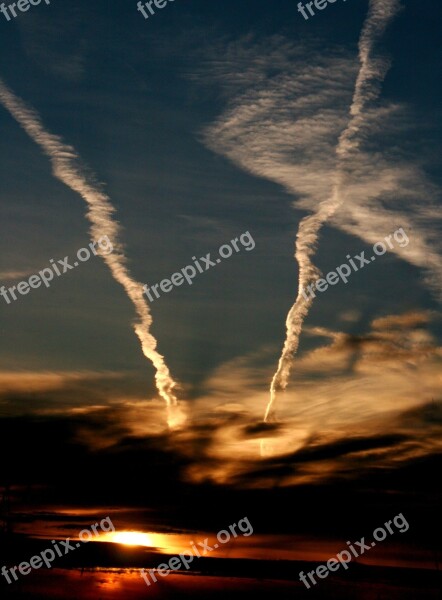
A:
[201,36,442,301]
[0,79,182,427]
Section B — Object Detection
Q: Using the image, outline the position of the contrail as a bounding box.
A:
[265,0,402,422]
[0,78,181,424]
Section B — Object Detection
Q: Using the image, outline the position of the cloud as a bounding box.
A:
[201,36,442,301]
[0,370,120,395]
[0,269,34,281]
[0,369,183,443]
[202,2,427,423]
[0,370,124,418]
[6,311,439,489]
[176,310,442,486]
[0,313,439,545]
[371,310,435,330]
[0,78,181,423]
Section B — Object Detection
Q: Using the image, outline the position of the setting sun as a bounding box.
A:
[100,531,154,547]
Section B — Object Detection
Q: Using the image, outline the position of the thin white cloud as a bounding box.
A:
[203,46,442,293]
[202,6,442,420]
[0,79,181,425]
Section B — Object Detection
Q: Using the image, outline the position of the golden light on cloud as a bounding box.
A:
[100,531,154,547]
[177,310,442,486]
[167,404,188,430]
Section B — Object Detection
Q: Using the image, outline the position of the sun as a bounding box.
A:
[100,531,154,547]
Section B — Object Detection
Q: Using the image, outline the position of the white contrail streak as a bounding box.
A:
[265,0,402,422]
[0,78,180,421]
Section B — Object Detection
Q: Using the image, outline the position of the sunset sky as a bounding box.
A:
[0,0,441,598]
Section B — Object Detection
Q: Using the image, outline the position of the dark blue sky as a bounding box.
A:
[0,0,440,427]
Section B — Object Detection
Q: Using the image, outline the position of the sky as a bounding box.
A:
[0,0,441,596]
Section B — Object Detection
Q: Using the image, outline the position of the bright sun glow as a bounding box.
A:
[101,531,154,547]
